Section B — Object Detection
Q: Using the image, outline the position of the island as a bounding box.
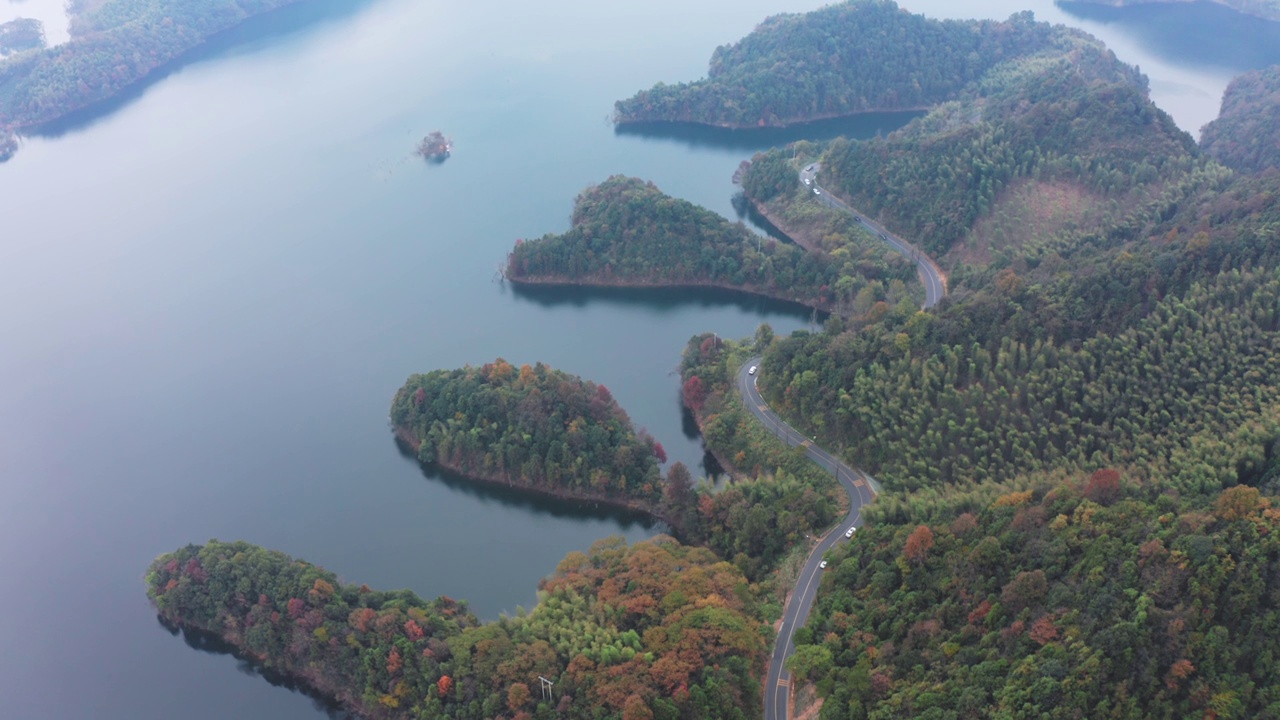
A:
[0,18,45,55]
[1065,0,1280,23]
[147,537,766,719]
[612,1,1061,129]
[0,0,312,159]
[504,175,917,314]
[417,130,452,161]
[1200,64,1280,173]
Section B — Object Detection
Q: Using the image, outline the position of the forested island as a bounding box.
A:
[0,0,309,157]
[1066,0,1280,22]
[147,537,767,719]
[391,360,665,510]
[613,1,1061,128]
[1200,64,1280,173]
[504,175,916,313]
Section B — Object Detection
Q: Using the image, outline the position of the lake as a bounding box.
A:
[0,0,1275,717]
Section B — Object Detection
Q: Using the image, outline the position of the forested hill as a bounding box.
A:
[810,37,1195,266]
[0,0,306,139]
[147,537,767,719]
[1201,64,1280,174]
[391,359,664,507]
[613,0,1062,128]
[505,175,915,312]
[792,476,1280,719]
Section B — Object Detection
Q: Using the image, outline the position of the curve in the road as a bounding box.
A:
[738,358,877,720]
[799,163,946,309]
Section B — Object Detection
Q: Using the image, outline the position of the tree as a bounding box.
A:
[902,525,934,565]
[508,683,531,713]
[623,693,655,720]
[683,376,708,413]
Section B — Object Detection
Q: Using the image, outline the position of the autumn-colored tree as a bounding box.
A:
[386,646,402,675]
[653,441,667,464]
[404,619,424,641]
[1029,615,1059,645]
[902,525,934,565]
[1214,485,1267,522]
[622,693,655,720]
[437,675,453,698]
[1166,659,1196,690]
[508,682,531,713]
[682,376,707,413]
[1084,468,1122,505]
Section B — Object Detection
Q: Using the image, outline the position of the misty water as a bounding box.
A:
[0,0,1276,717]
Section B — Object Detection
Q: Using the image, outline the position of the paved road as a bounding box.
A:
[799,163,946,308]
[739,358,878,720]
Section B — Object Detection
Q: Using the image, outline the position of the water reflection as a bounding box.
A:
[156,617,353,720]
[393,434,666,531]
[505,281,820,318]
[28,0,385,139]
[1056,1,1280,70]
[613,110,923,151]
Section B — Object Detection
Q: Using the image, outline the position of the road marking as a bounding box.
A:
[759,404,768,411]
[853,479,865,488]
[777,678,790,687]
[801,439,813,447]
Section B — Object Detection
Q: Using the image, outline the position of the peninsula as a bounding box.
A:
[505,175,917,314]
[0,0,311,158]
[148,537,766,720]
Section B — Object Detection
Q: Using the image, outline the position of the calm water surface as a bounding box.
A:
[0,0,1274,717]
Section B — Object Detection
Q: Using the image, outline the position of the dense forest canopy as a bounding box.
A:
[147,537,768,719]
[0,0,306,134]
[505,175,915,313]
[0,18,46,55]
[1201,64,1280,174]
[391,359,664,506]
[794,475,1280,719]
[613,0,1064,128]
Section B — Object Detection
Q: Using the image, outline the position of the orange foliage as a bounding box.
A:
[903,525,935,565]
[387,647,402,675]
[437,675,453,697]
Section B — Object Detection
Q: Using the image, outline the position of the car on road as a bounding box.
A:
[814,189,821,195]
[806,165,815,172]
[803,178,810,185]
[845,527,856,538]
[819,560,828,569]
[748,365,757,375]
[854,215,861,222]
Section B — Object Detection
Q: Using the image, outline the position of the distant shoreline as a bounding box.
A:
[1063,0,1280,23]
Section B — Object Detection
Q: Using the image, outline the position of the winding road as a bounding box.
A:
[738,358,879,720]
[799,163,946,309]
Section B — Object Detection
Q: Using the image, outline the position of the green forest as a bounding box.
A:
[0,0,304,134]
[391,360,664,507]
[613,0,1062,128]
[1201,64,1280,174]
[147,537,767,719]
[505,176,915,313]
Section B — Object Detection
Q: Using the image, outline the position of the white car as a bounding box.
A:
[819,560,828,569]
[845,527,856,538]
[748,365,757,375]
[814,189,821,195]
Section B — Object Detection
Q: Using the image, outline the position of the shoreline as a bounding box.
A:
[505,270,832,313]
[612,106,931,131]
[393,425,668,521]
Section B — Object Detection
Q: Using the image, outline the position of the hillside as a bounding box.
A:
[793,476,1280,719]
[1201,64,1280,173]
[613,0,1061,128]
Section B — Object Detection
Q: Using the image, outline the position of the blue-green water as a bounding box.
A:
[0,0,1273,717]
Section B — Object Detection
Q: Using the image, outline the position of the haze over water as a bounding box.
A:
[0,0,1275,717]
